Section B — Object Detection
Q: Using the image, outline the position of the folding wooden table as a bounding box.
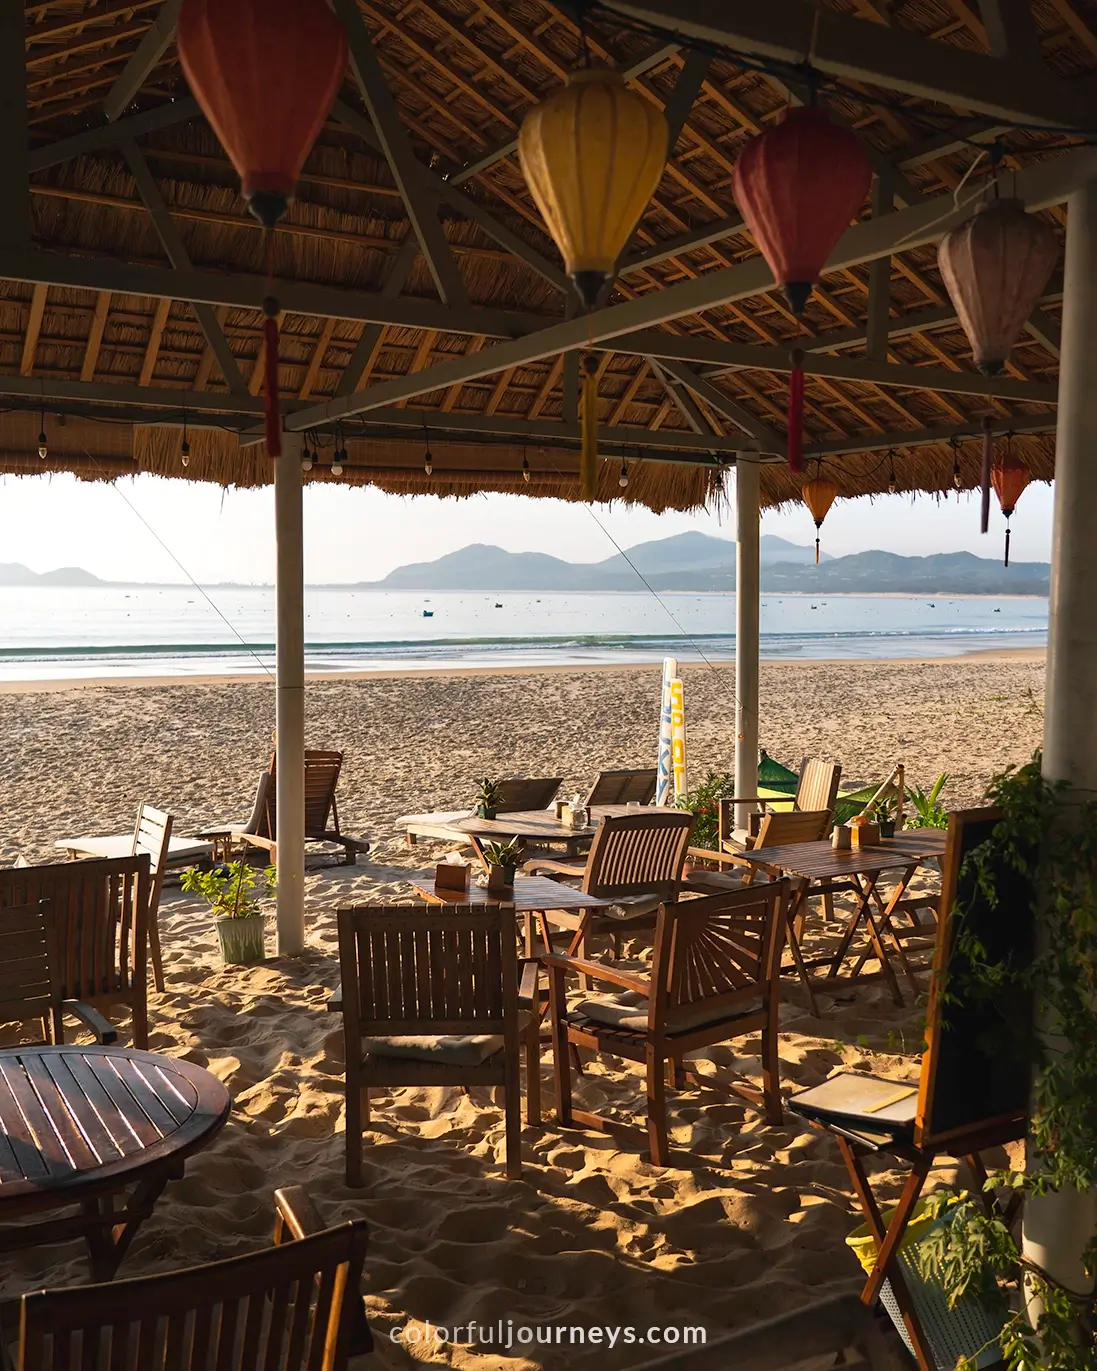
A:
[732,829,947,1013]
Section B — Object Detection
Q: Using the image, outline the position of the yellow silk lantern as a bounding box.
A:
[519,68,668,310]
[802,475,839,564]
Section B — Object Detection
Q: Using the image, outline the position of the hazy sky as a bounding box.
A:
[0,470,1056,584]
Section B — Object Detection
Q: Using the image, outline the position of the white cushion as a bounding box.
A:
[576,989,761,1034]
[362,1034,504,1067]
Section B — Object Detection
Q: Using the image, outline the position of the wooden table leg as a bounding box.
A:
[781,882,822,1017]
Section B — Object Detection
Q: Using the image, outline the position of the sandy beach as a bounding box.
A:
[0,655,1045,1368]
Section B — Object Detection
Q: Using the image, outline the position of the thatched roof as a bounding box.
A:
[7,0,1076,509]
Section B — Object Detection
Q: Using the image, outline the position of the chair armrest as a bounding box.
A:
[518,958,543,1010]
[62,1000,118,1044]
[688,845,752,870]
[541,953,651,995]
[521,858,585,878]
[327,985,343,1013]
[273,1185,327,1241]
[273,1188,374,1357]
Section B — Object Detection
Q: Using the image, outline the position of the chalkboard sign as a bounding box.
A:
[916,806,1035,1147]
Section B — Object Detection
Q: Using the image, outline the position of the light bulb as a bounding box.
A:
[618,462,629,488]
[331,457,343,476]
[301,453,313,472]
[424,452,433,476]
[37,431,47,459]
[181,438,190,468]
[522,457,530,483]
[953,463,962,491]
[888,475,897,494]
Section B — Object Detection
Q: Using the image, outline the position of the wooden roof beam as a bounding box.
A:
[804,411,1055,458]
[603,0,1091,126]
[102,0,182,121]
[298,318,337,400]
[1,0,29,253]
[20,284,46,376]
[80,292,111,382]
[334,0,469,308]
[335,235,420,397]
[138,296,171,386]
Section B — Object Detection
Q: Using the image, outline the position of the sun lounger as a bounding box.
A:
[401,775,563,847]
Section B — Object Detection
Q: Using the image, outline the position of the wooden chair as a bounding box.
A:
[334,903,541,1183]
[788,807,1031,1371]
[496,776,564,811]
[204,751,370,866]
[526,809,695,962]
[5,1187,370,1371]
[545,881,790,1166]
[714,756,842,853]
[0,856,151,1049]
[585,767,658,807]
[133,804,172,994]
[0,884,116,1046]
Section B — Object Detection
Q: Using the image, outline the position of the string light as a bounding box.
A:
[951,437,963,493]
[301,445,314,472]
[423,424,433,476]
[618,459,629,488]
[522,451,530,483]
[37,408,47,459]
[887,449,898,495]
[180,412,190,468]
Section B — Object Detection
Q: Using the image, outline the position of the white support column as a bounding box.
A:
[274,430,306,955]
[735,450,761,831]
[1024,178,1097,1309]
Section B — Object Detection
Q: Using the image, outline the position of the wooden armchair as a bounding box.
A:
[705,756,842,856]
[0,856,151,1048]
[0,885,116,1046]
[585,767,658,807]
[334,903,541,1183]
[7,1187,369,1371]
[545,881,790,1166]
[524,809,695,961]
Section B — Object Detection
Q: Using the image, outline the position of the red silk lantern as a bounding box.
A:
[802,474,840,564]
[732,108,872,471]
[178,0,347,230]
[938,198,1059,377]
[178,0,347,458]
[992,445,1031,567]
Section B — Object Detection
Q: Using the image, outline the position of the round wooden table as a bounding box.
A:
[0,1044,231,1280]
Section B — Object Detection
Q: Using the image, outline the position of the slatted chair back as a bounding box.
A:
[651,882,788,1033]
[0,884,57,1043]
[582,811,694,900]
[337,903,517,1037]
[753,809,832,849]
[796,758,842,816]
[16,1220,370,1371]
[496,776,564,812]
[265,749,344,840]
[133,804,172,901]
[585,768,659,807]
[0,856,151,1047]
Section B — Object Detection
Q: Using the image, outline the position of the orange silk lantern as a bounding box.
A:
[802,474,840,564]
[178,0,347,457]
[992,446,1031,567]
[732,108,872,473]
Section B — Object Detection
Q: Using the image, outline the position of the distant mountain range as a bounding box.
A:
[364,532,1050,595]
[1,532,1051,595]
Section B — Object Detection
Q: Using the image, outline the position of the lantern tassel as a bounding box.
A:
[263,299,282,458]
[979,414,993,535]
[788,350,804,474]
[1004,520,1011,568]
[580,353,598,501]
[815,531,821,565]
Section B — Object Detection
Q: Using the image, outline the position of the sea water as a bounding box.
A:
[0,587,1048,682]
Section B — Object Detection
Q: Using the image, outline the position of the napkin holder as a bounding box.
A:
[435,859,470,892]
[850,819,881,848]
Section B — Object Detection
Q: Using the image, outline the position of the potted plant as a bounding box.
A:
[475,778,503,820]
[481,838,521,895]
[873,794,899,838]
[181,860,276,966]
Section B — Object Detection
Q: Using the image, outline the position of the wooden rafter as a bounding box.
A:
[80,292,110,383]
[298,318,337,399]
[139,297,171,387]
[20,284,47,377]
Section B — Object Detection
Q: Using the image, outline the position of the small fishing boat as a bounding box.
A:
[422,610,434,617]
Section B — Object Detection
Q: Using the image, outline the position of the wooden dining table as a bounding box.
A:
[727,829,947,1014]
[410,872,617,955]
[0,1044,231,1281]
[400,804,665,860]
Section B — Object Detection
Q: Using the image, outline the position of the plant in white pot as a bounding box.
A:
[481,838,521,896]
[182,860,276,966]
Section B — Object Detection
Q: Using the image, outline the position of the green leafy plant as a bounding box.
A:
[676,770,737,850]
[906,773,950,829]
[476,778,503,814]
[909,755,1097,1371]
[182,860,275,919]
[481,838,521,869]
